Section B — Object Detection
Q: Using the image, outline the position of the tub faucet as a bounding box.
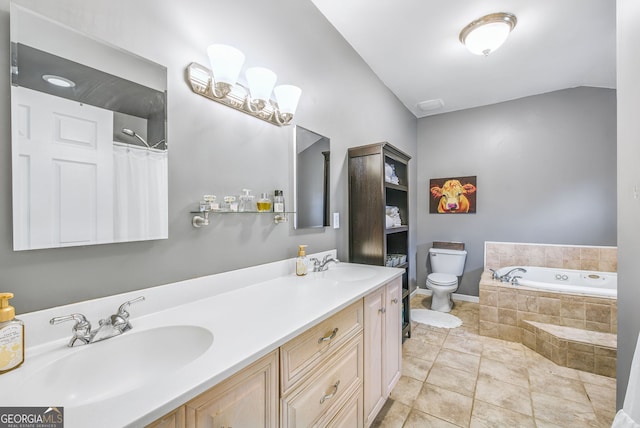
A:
[500,267,527,283]
[50,296,145,347]
[310,255,340,272]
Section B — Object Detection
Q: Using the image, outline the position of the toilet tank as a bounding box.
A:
[429,248,467,276]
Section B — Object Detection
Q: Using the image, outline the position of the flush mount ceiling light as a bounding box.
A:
[42,74,76,88]
[186,44,302,126]
[459,12,517,56]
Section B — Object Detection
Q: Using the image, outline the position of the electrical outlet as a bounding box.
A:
[333,212,340,229]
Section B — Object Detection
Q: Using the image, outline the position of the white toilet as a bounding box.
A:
[426,248,467,312]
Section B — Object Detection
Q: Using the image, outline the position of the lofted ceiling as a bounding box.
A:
[310,0,616,118]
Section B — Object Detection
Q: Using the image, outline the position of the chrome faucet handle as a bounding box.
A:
[322,254,339,264]
[116,296,145,319]
[50,313,92,347]
[111,296,145,333]
[489,269,500,280]
[309,258,322,272]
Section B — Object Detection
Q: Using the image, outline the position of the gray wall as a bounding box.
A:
[616,0,640,409]
[0,0,417,313]
[416,87,617,296]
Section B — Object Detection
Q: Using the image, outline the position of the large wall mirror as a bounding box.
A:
[294,126,330,229]
[10,4,168,251]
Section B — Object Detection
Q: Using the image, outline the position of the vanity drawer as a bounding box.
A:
[281,300,363,394]
[281,334,363,427]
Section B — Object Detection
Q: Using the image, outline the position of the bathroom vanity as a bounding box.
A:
[0,251,403,428]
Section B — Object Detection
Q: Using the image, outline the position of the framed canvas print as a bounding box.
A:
[429,176,477,213]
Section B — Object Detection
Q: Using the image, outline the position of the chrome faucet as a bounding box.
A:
[489,267,527,283]
[50,296,145,347]
[309,255,340,272]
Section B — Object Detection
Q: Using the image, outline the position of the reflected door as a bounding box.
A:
[12,87,114,250]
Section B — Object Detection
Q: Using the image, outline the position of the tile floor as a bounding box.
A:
[372,295,617,427]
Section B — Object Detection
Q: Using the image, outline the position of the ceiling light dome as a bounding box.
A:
[459,12,517,56]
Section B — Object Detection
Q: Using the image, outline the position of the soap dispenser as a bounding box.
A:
[0,293,24,374]
[296,245,309,276]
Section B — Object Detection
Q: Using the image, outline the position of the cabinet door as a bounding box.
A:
[384,278,402,395]
[363,288,385,426]
[146,407,185,428]
[186,350,279,428]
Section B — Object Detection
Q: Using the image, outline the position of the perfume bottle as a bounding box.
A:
[257,193,272,212]
[239,189,255,212]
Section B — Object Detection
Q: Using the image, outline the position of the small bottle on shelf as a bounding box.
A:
[273,190,285,213]
[257,193,272,212]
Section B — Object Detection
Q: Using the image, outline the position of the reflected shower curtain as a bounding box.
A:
[113,144,168,241]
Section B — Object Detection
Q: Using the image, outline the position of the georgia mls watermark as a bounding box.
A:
[0,407,63,428]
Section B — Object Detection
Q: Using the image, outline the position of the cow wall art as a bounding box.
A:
[429,176,477,214]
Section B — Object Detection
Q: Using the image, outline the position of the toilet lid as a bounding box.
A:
[427,273,457,286]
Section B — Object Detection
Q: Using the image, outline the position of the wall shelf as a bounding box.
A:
[191,210,294,228]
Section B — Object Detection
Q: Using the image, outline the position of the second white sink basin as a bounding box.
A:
[316,264,378,282]
[18,325,213,407]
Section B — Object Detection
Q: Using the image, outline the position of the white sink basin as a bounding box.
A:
[18,325,213,407]
[316,264,378,282]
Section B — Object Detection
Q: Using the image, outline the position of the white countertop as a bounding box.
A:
[0,253,403,427]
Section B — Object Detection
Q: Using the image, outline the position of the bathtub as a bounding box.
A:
[495,266,617,298]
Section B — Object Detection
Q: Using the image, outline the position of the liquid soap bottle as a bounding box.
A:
[296,245,309,276]
[0,293,24,374]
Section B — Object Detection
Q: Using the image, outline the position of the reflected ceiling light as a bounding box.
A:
[186,44,302,126]
[459,12,517,56]
[42,74,75,88]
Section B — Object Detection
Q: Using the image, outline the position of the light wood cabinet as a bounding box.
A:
[185,349,279,428]
[281,335,363,427]
[348,142,412,340]
[363,277,402,427]
[280,300,363,396]
[146,407,185,428]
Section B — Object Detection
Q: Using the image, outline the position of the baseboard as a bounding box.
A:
[415,288,479,303]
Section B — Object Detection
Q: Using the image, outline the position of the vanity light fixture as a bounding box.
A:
[186,44,302,126]
[459,12,517,56]
[42,74,76,88]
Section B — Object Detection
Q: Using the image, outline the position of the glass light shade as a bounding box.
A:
[246,67,277,102]
[464,22,511,55]
[207,44,245,85]
[274,85,302,115]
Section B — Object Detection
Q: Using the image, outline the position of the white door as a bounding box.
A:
[12,86,114,250]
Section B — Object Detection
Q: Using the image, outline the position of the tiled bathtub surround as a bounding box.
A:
[479,274,617,377]
[484,241,618,273]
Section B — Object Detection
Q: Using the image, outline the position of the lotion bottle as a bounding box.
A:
[0,293,24,374]
[296,245,309,276]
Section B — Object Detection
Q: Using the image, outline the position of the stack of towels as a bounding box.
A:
[386,206,402,228]
[385,163,399,185]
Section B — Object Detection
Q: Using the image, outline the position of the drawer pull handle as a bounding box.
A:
[318,328,339,344]
[320,380,340,404]
[392,298,399,304]
[379,307,386,314]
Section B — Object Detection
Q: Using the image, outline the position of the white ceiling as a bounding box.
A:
[310,0,616,118]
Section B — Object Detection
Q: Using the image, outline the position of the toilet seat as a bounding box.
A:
[427,273,457,287]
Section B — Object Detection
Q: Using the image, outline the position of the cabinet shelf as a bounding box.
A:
[385,225,408,234]
[385,182,408,192]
